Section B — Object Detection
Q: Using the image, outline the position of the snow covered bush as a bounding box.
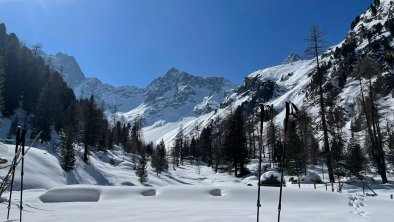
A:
[300,173,323,184]
[260,171,282,186]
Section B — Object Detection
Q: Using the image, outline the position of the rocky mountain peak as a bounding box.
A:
[283,52,302,64]
[40,51,86,88]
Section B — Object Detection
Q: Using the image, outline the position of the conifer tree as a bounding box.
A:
[223,106,248,177]
[135,151,148,184]
[198,125,213,166]
[352,56,388,183]
[130,119,143,154]
[285,119,305,175]
[151,140,168,176]
[346,136,366,177]
[190,137,198,164]
[211,117,223,172]
[172,126,184,167]
[82,95,98,162]
[327,107,346,178]
[0,56,5,115]
[60,127,76,171]
[266,116,278,167]
[305,24,335,182]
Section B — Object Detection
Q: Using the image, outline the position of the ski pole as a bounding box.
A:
[277,102,298,222]
[256,104,264,222]
[7,127,21,220]
[277,102,289,222]
[19,128,27,222]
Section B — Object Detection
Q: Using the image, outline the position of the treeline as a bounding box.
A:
[0,23,112,170]
[161,106,249,177]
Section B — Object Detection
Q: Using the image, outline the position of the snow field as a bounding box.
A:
[3,184,394,222]
[1,142,394,221]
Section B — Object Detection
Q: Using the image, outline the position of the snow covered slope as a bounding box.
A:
[73,77,144,112]
[38,0,394,149]
[141,0,394,147]
[2,184,393,222]
[134,68,235,125]
[1,142,393,222]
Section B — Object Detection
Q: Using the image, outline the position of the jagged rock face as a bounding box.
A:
[43,53,236,123]
[143,68,235,124]
[145,68,233,106]
[73,78,144,112]
[283,53,302,65]
[40,52,86,88]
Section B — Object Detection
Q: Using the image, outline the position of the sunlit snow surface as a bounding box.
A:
[1,143,393,222]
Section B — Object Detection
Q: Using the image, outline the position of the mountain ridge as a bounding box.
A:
[34,0,394,147]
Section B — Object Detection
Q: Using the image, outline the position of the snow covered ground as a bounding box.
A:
[3,184,393,222]
[1,142,394,222]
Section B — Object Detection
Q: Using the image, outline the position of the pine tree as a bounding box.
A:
[0,56,5,115]
[82,95,98,162]
[266,116,278,167]
[151,140,168,176]
[135,151,148,184]
[223,106,248,177]
[190,137,198,164]
[327,107,346,178]
[305,24,335,182]
[113,121,122,145]
[285,119,305,175]
[34,84,52,141]
[60,127,76,172]
[198,125,213,166]
[211,117,223,172]
[352,56,388,183]
[172,126,184,167]
[346,136,366,178]
[129,119,143,154]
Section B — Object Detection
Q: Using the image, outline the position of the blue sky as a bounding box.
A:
[0,0,372,87]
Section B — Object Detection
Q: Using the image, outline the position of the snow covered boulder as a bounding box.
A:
[242,176,258,186]
[260,171,282,186]
[40,186,101,203]
[300,173,322,184]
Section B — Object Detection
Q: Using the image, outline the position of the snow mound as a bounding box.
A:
[300,173,323,184]
[209,188,223,196]
[39,186,101,203]
[141,189,156,196]
[242,176,258,185]
[120,181,135,186]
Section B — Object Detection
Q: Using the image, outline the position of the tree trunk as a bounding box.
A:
[368,79,388,183]
[83,143,88,163]
[318,69,335,183]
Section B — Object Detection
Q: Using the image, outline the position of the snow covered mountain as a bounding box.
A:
[45,54,236,127]
[139,68,235,125]
[282,52,302,65]
[41,48,236,122]
[73,78,144,112]
[42,0,394,148]
[40,51,86,87]
[142,0,394,147]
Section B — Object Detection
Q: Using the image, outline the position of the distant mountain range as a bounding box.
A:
[39,50,236,126]
[39,0,394,146]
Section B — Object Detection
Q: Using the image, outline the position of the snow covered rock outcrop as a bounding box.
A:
[142,68,235,124]
[40,52,86,88]
[283,52,302,64]
[74,78,144,112]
